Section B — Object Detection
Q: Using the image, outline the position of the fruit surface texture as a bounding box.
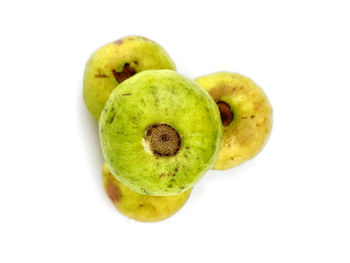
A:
[196,72,272,170]
[100,70,222,195]
[84,36,176,120]
[102,164,191,222]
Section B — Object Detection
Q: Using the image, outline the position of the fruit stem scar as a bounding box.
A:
[217,101,234,127]
[143,124,181,157]
[111,63,136,83]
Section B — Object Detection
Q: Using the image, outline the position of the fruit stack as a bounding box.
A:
[83,36,273,222]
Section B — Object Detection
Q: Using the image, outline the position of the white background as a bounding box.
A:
[0,0,349,262]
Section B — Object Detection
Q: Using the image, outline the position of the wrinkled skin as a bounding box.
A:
[83,36,176,121]
[102,164,192,222]
[196,72,273,170]
[99,70,222,196]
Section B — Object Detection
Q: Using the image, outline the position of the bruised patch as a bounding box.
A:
[114,39,123,45]
[106,180,122,203]
[111,63,136,83]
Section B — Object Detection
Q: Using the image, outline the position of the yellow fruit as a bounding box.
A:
[102,163,192,222]
[196,72,273,170]
[83,36,176,121]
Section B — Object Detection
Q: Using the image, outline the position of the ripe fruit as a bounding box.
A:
[103,164,191,222]
[195,72,272,170]
[99,70,222,195]
[83,36,176,121]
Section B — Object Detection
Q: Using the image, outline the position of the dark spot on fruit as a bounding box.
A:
[231,157,235,160]
[175,167,178,172]
[111,63,136,83]
[180,186,185,190]
[184,154,187,158]
[114,39,123,45]
[250,115,255,119]
[168,184,173,188]
[159,173,165,178]
[109,114,116,124]
[217,101,234,126]
[121,93,132,96]
[185,146,190,149]
[232,88,236,91]
[241,116,248,119]
[106,182,122,203]
[95,73,108,78]
[133,60,139,65]
[139,204,144,207]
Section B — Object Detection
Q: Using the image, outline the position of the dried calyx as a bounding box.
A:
[144,123,181,157]
[217,101,234,126]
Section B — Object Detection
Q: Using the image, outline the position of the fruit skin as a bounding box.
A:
[99,70,222,196]
[195,72,273,170]
[102,163,192,222]
[83,36,176,121]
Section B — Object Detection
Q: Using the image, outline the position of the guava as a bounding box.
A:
[83,36,176,121]
[99,70,222,195]
[195,72,272,170]
[102,164,191,222]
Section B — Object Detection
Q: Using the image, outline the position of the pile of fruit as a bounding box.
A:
[83,36,273,222]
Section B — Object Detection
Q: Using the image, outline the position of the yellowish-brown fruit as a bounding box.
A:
[195,72,273,170]
[102,163,192,222]
[83,36,176,121]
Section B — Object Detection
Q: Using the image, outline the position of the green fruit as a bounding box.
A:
[100,70,222,196]
[83,36,176,121]
[102,163,191,222]
[195,72,273,170]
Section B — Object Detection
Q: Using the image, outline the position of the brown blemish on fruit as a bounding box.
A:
[106,180,122,203]
[133,61,139,65]
[241,116,248,119]
[95,73,108,78]
[114,39,123,45]
[111,63,136,83]
[217,101,234,126]
[159,173,165,179]
[250,115,255,119]
[175,167,178,172]
[121,93,132,96]
[144,124,181,157]
[109,114,116,124]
